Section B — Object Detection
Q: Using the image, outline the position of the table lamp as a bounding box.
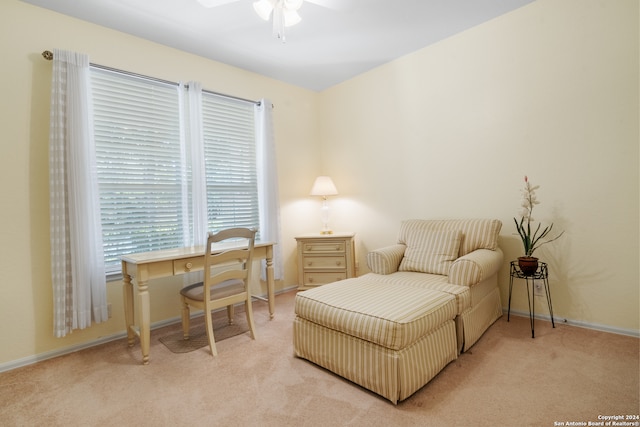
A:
[310,176,338,234]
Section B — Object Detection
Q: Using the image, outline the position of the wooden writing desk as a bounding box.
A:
[121,241,275,364]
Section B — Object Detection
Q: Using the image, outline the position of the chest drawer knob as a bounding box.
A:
[185,262,193,271]
[336,261,342,266]
[307,261,313,266]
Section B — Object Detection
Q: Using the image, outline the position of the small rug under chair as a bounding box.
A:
[158,311,250,354]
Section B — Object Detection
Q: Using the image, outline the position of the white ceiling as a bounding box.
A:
[23,0,535,91]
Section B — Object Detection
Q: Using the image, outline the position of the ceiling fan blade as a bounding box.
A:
[196,0,241,8]
[304,0,353,11]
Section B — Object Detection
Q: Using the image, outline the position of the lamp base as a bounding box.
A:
[320,230,333,235]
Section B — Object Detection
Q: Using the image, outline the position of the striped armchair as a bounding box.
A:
[367,219,504,352]
[293,219,503,403]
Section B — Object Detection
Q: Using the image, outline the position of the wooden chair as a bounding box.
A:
[180,227,257,356]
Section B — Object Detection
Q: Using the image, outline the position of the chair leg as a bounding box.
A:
[181,297,191,340]
[245,298,257,340]
[204,309,218,357]
[227,304,235,324]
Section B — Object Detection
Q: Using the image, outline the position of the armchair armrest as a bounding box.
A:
[448,247,503,286]
[366,244,407,275]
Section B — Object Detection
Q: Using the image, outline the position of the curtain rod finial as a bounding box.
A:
[42,50,53,60]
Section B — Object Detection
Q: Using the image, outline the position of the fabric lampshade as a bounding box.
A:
[310,176,338,197]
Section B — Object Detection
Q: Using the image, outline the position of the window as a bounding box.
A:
[92,67,259,275]
[201,94,259,231]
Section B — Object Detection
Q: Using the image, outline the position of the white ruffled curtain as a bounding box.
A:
[179,82,208,248]
[49,49,108,337]
[255,99,283,280]
[180,82,207,284]
[186,83,209,247]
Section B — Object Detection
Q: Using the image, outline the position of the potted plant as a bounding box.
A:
[514,176,564,276]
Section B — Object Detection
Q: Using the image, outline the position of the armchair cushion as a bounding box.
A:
[367,244,406,275]
[399,229,462,275]
[398,219,502,257]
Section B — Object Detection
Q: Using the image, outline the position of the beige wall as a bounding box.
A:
[0,0,319,366]
[319,0,639,332]
[0,0,637,368]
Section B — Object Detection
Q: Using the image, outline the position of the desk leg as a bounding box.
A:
[266,245,275,319]
[122,263,135,348]
[138,280,151,365]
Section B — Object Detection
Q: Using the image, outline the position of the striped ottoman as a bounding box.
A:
[293,276,458,404]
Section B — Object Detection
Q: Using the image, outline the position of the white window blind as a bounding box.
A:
[91,67,259,275]
[202,94,259,233]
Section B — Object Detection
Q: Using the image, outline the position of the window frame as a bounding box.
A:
[91,66,261,278]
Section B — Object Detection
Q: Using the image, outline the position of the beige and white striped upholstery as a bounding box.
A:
[398,229,462,275]
[368,219,502,279]
[293,219,504,403]
[375,219,503,352]
[294,277,458,404]
[295,277,457,350]
[360,272,471,315]
[366,244,406,275]
[449,247,503,286]
[293,316,457,404]
[398,219,502,257]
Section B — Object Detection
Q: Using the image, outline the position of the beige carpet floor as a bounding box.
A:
[157,309,250,354]
[1,290,638,426]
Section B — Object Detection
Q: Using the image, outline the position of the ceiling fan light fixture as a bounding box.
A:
[283,9,302,27]
[254,0,303,42]
[253,0,274,21]
[284,0,304,11]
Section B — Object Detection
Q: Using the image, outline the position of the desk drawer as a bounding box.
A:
[304,271,347,286]
[302,255,346,270]
[173,257,204,274]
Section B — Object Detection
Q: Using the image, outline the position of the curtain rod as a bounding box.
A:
[41,50,262,106]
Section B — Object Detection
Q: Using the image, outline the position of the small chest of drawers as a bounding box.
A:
[295,232,356,290]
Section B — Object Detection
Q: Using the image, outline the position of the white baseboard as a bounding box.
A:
[0,287,299,374]
[17,288,635,374]
[0,316,181,374]
[504,308,640,338]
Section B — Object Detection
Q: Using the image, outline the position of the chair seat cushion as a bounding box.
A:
[180,279,244,302]
[295,277,457,351]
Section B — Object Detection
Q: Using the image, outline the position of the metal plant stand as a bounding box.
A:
[508,260,555,338]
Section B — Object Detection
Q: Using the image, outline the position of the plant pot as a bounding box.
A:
[518,256,539,276]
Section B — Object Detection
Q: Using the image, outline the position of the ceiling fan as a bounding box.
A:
[196,0,342,42]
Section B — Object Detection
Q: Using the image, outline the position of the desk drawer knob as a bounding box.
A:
[185,262,193,271]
